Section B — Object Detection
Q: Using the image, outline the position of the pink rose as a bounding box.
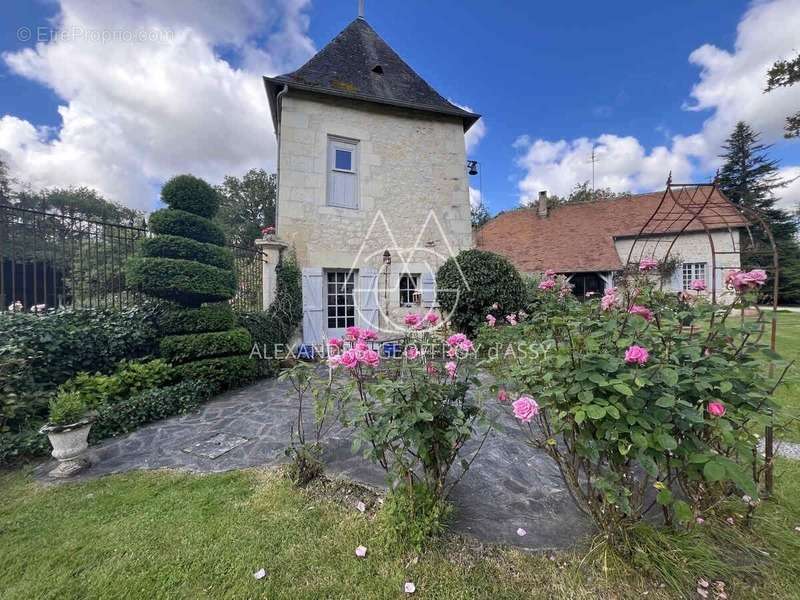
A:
[624,344,649,365]
[639,257,659,271]
[497,388,508,403]
[601,289,618,311]
[746,269,767,286]
[708,401,726,417]
[425,313,439,325]
[328,337,343,348]
[328,354,342,368]
[486,314,496,327]
[538,279,556,291]
[362,349,380,368]
[505,314,518,325]
[459,339,474,352]
[447,347,457,359]
[544,269,556,278]
[447,334,467,347]
[628,304,653,322]
[362,329,379,341]
[340,349,359,369]
[445,361,457,379]
[426,362,438,376]
[404,313,421,327]
[512,395,539,423]
[690,279,706,291]
[404,345,419,360]
[345,326,362,341]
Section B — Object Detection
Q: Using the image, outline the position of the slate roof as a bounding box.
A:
[264,18,480,132]
[476,189,748,273]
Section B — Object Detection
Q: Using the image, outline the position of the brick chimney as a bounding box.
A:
[537,190,548,218]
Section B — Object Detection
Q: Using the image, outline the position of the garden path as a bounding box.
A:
[34,374,590,551]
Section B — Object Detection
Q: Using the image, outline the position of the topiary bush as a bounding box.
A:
[436,249,526,335]
[127,174,254,393]
[160,174,221,218]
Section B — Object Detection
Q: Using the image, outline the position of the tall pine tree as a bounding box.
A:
[717,122,800,304]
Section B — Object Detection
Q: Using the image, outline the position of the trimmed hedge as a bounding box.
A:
[127,257,236,305]
[148,208,226,246]
[160,328,252,364]
[172,355,258,393]
[90,380,211,441]
[161,174,220,219]
[436,249,526,336]
[138,235,234,271]
[159,303,237,335]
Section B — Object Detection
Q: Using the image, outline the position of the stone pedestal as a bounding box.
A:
[255,236,289,309]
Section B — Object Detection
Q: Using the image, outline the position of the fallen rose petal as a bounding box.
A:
[516,527,527,537]
[795,526,800,532]
[696,587,708,599]
[697,578,709,588]
[253,568,266,580]
[356,501,366,513]
[404,582,416,594]
[355,545,367,557]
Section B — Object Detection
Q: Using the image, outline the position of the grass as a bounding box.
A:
[2,462,800,599]
[768,311,800,442]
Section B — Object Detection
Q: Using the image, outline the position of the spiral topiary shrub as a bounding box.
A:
[436,249,526,335]
[126,174,254,393]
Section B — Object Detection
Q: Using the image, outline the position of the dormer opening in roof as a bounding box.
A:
[371,65,383,75]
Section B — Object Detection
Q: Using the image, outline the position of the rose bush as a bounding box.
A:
[327,319,487,547]
[477,260,786,536]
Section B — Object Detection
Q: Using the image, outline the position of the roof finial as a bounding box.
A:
[358,0,365,19]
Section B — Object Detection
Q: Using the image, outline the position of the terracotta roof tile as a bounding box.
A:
[476,189,747,273]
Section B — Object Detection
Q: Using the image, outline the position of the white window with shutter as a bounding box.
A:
[327,136,359,209]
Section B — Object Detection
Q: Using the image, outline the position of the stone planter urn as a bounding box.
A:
[40,419,93,478]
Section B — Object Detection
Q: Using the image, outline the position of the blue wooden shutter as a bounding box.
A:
[301,268,324,345]
[421,270,437,308]
[671,263,684,292]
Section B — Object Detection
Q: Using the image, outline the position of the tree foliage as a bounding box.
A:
[717,122,800,303]
[766,52,800,139]
[471,200,490,229]
[549,181,630,205]
[214,168,277,245]
[13,186,144,226]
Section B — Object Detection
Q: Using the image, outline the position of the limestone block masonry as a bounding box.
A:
[277,92,474,273]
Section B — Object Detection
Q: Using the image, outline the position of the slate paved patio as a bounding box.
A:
[34,375,591,551]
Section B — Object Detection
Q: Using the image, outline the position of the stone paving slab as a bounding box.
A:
[34,376,591,551]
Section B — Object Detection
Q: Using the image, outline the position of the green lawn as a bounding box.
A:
[2,463,800,599]
[770,311,800,442]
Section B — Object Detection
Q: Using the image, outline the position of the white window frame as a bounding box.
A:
[399,273,421,306]
[326,136,359,209]
[682,262,707,290]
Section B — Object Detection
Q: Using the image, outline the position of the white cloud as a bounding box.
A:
[777,166,800,212]
[451,101,486,154]
[469,186,482,210]
[514,0,800,205]
[0,0,314,211]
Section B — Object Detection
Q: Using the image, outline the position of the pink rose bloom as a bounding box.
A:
[538,278,556,291]
[512,395,539,423]
[690,279,706,291]
[559,285,572,298]
[505,314,518,325]
[628,304,654,321]
[486,314,496,327]
[404,313,421,327]
[447,347,458,359]
[426,362,438,376]
[447,333,467,347]
[708,401,726,417]
[425,313,439,324]
[624,344,649,365]
[459,339,474,353]
[746,269,767,286]
[497,388,508,403]
[601,289,618,311]
[345,326,362,341]
[544,269,556,278]
[445,361,457,379]
[362,329,379,341]
[362,349,380,368]
[340,349,359,369]
[639,257,659,271]
[404,345,419,360]
[328,337,343,349]
[328,354,342,368]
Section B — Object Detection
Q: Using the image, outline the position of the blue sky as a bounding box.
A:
[1,0,799,213]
